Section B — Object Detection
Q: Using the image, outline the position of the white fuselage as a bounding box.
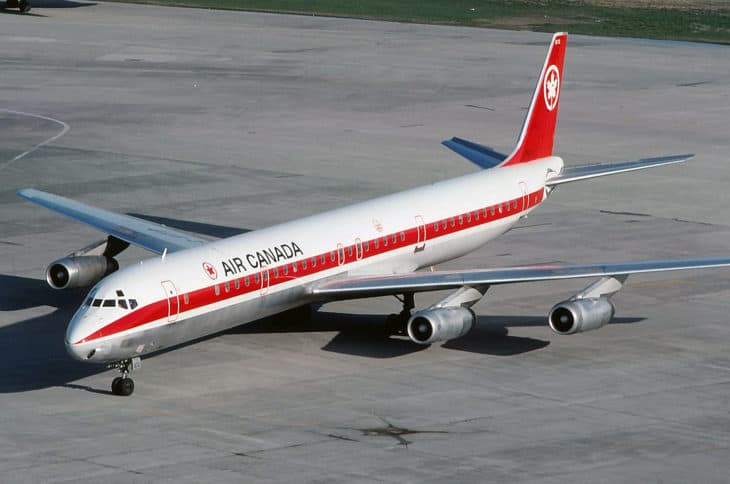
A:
[65,157,563,363]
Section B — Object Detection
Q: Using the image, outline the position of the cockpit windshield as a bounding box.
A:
[84,289,138,310]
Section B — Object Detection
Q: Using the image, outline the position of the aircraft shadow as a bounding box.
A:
[0,275,104,393]
[1,0,95,8]
[127,213,252,239]
[0,7,45,15]
[0,274,647,393]
[231,310,645,358]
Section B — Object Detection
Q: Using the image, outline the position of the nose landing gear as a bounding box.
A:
[109,357,141,396]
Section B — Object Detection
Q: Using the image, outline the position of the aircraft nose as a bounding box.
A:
[65,311,94,361]
[65,338,87,361]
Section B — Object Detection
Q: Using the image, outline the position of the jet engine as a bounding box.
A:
[407,307,475,345]
[46,256,119,290]
[548,298,615,335]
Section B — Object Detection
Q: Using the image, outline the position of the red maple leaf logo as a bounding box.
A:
[202,262,218,280]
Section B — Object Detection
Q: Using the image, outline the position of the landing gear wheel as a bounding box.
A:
[386,292,415,336]
[109,357,140,396]
[18,0,30,13]
[111,377,134,396]
[118,378,134,396]
[385,313,407,336]
[111,377,122,393]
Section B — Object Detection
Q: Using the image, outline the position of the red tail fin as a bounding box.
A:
[501,33,567,167]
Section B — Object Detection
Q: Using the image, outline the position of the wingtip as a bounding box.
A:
[17,188,35,199]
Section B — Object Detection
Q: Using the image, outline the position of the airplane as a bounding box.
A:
[3,0,31,13]
[17,32,730,396]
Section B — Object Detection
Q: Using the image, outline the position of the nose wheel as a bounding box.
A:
[109,357,140,396]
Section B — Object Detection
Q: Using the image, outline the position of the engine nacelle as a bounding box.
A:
[548,298,615,335]
[407,307,475,345]
[46,256,119,290]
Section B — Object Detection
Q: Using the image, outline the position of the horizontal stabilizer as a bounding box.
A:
[546,154,693,186]
[442,137,507,169]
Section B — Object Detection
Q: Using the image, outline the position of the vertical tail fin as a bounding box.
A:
[500,32,567,167]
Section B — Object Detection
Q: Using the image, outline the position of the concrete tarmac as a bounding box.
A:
[1,3,729,483]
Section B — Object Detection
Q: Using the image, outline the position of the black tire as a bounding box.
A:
[118,378,134,396]
[111,377,123,395]
[385,313,407,336]
[18,0,30,13]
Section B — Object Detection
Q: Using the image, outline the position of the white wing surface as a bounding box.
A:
[310,258,730,300]
[546,154,692,186]
[18,188,208,254]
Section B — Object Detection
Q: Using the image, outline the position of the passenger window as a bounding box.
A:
[347,246,353,257]
[400,231,405,242]
[292,262,297,273]
[273,267,279,278]
[391,234,397,244]
[330,251,336,262]
[434,223,439,232]
[129,299,138,310]
[235,279,240,290]
[364,240,369,251]
[103,300,116,307]
[225,282,230,292]
[498,204,502,214]
[184,294,190,304]
[442,220,447,229]
[513,200,517,209]
[282,265,288,276]
[374,238,379,249]
[320,254,326,264]
[254,273,260,284]
[245,276,250,286]
[458,215,463,225]
[472,211,476,221]
[92,299,102,307]
[215,285,220,296]
[450,218,455,227]
[118,300,128,310]
[302,259,308,269]
[490,206,495,216]
[383,236,388,247]
[311,256,316,267]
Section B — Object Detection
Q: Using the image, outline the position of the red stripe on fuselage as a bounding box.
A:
[76,188,545,344]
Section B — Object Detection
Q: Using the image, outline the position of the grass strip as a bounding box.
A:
[113,0,730,44]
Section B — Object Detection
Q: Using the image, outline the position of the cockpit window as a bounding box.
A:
[129,299,138,310]
[92,299,102,307]
[102,300,116,307]
[118,300,128,310]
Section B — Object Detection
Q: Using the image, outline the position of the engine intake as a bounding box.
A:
[548,298,615,335]
[407,307,475,345]
[46,256,119,290]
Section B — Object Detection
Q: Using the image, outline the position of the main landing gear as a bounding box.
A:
[109,357,141,396]
[385,292,414,336]
[4,0,31,13]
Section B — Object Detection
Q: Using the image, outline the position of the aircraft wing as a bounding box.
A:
[546,154,692,186]
[310,257,730,300]
[17,188,208,254]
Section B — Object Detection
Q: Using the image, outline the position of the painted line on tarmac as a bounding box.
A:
[0,109,70,171]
